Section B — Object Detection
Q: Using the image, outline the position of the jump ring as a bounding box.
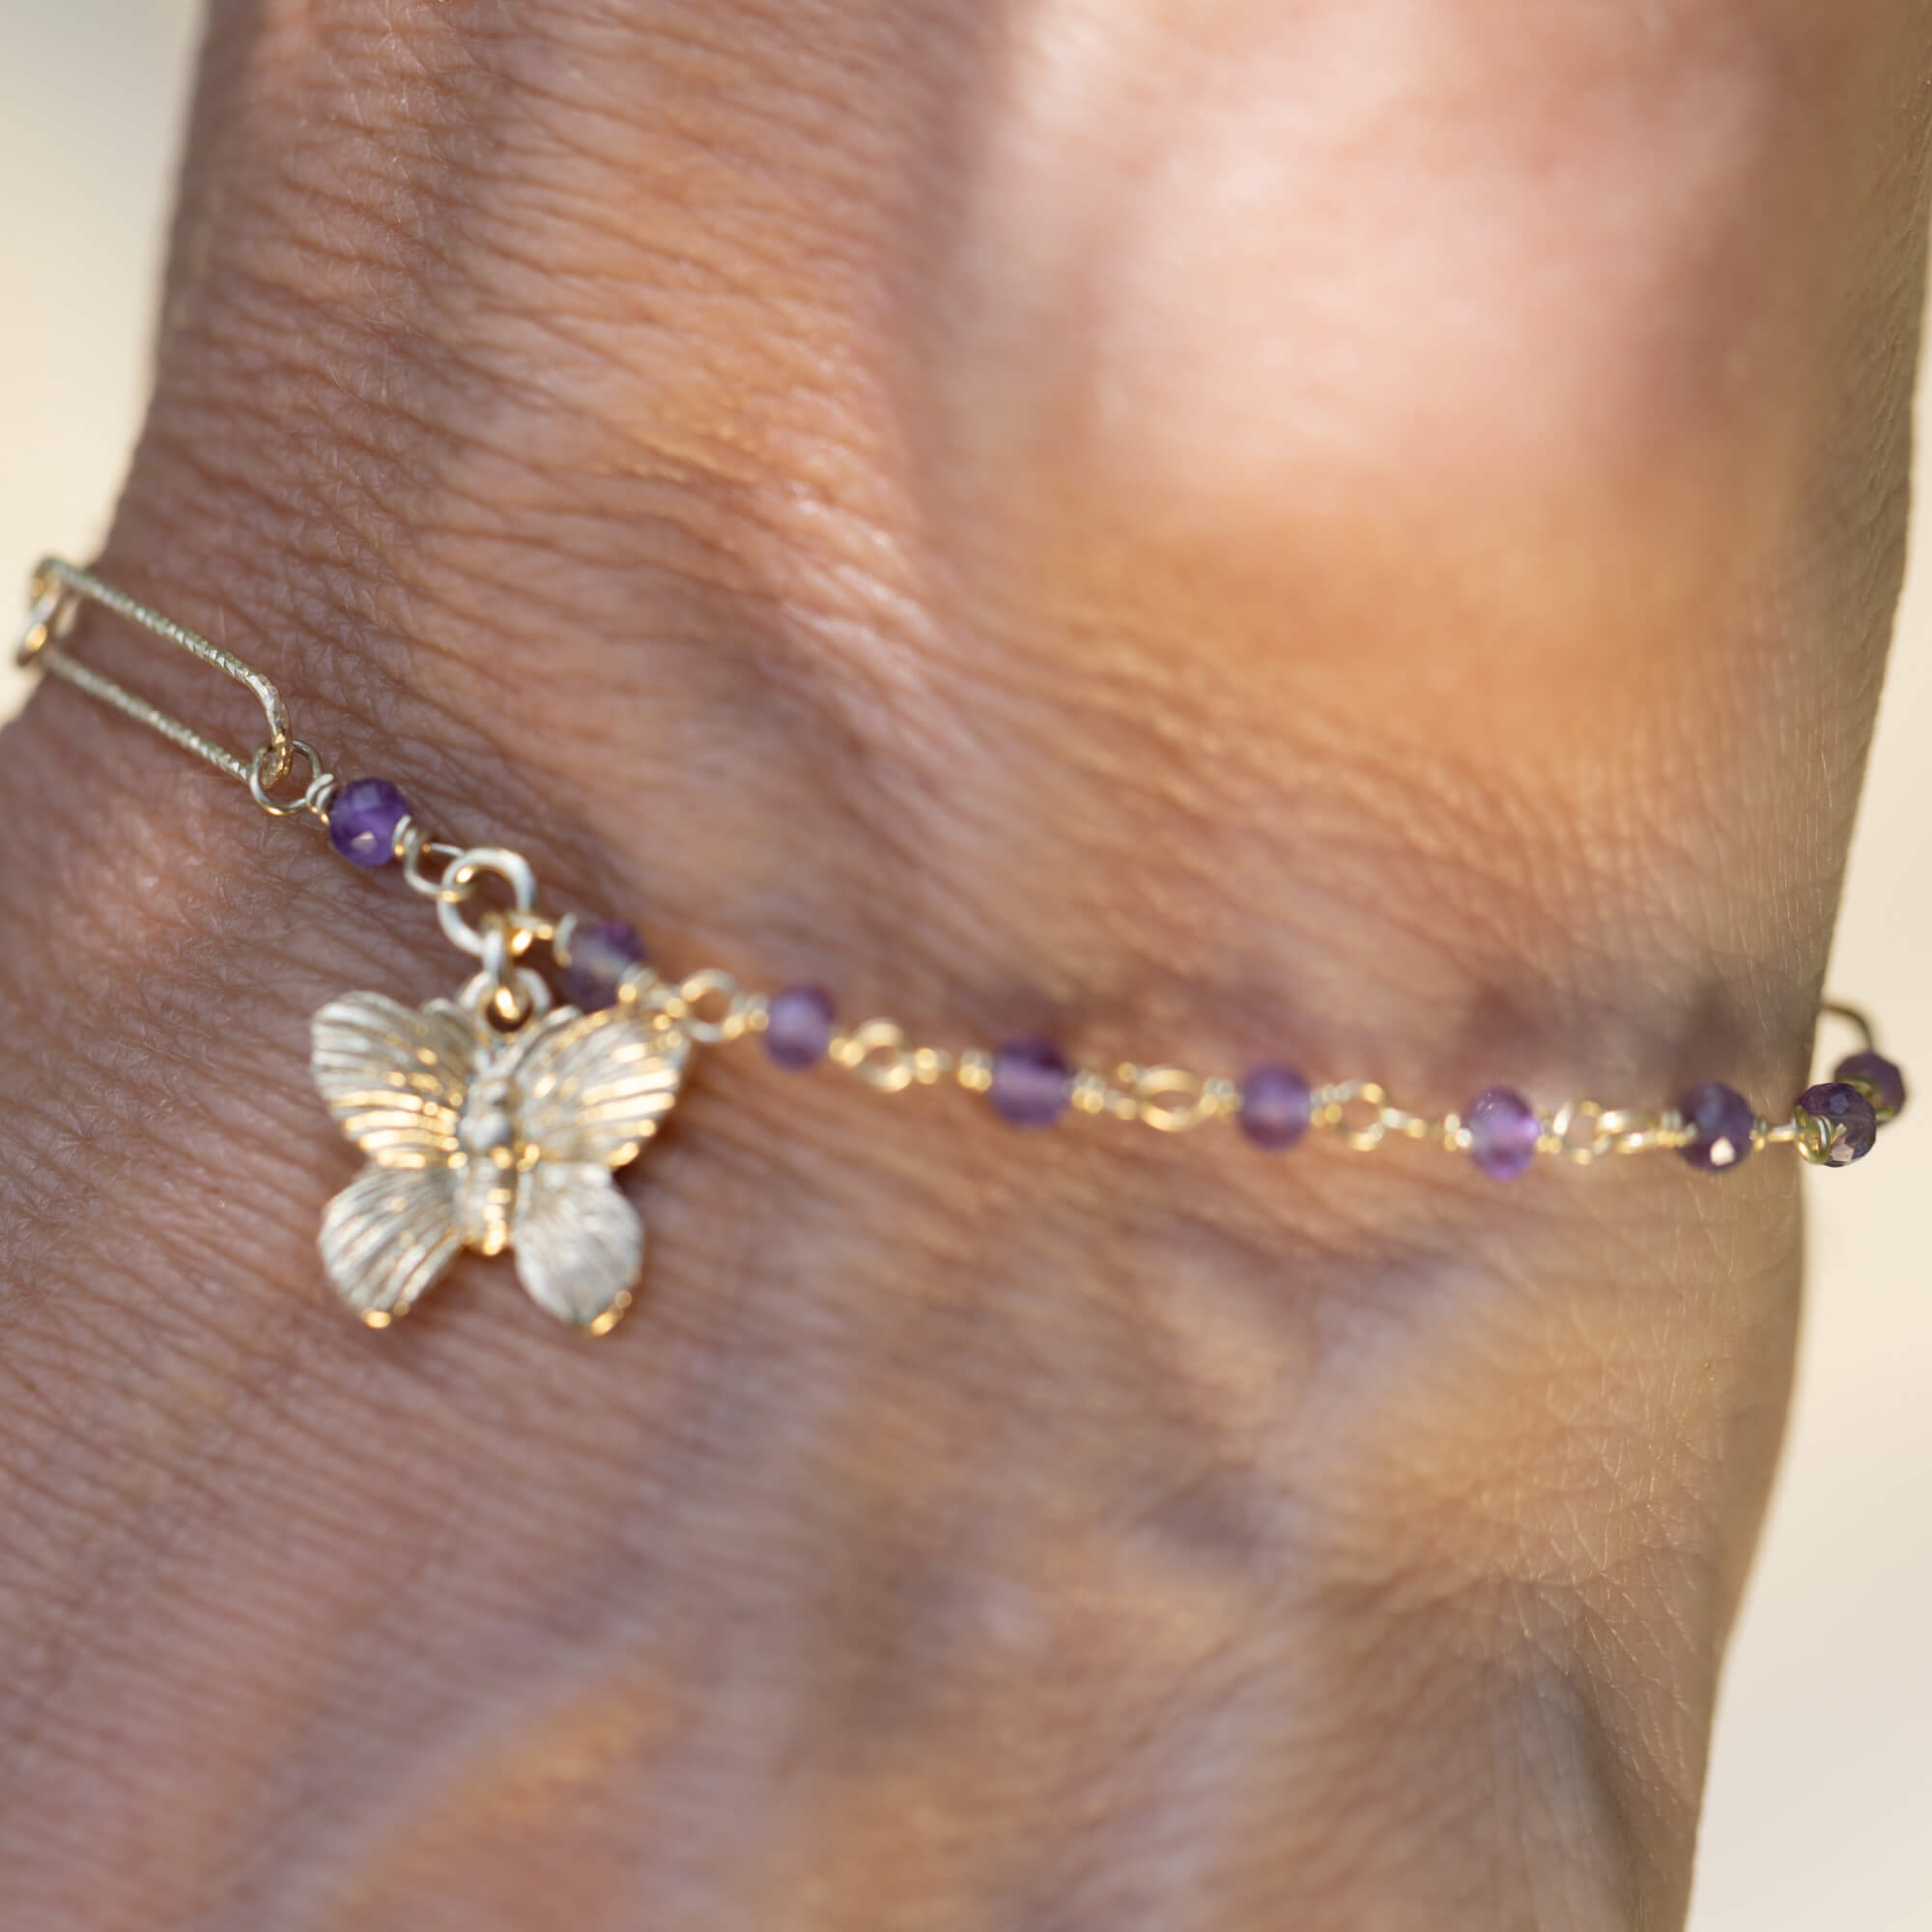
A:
[457,963,553,1031]
[676,968,754,1044]
[247,738,325,819]
[1548,1098,1613,1165]
[1319,1080,1390,1151]
[436,846,541,958]
[1133,1065,1216,1133]
[15,578,72,666]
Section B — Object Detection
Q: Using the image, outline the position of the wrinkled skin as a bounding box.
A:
[1,2,1927,1926]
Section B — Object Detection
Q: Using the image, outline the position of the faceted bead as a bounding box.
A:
[989,1037,1072,1128]
[562,920,647,1013]
[1833,1049,1906,1122]
[1794,1081,1879,1167]
[1238,1065,1312,1151]
[1465,1086,1541,1181]
[1677,1082,1756,1172]
[327,777,411,867]
[765,984,836,1069]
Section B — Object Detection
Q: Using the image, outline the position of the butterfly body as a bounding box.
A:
[310,989,688,1330]
[453,1066,531,1256]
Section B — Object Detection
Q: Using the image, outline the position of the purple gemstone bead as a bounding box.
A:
[1465,1086,1541,1181]
[1239,1065,1313,1151]
[989,1037,1072,1128]
[327,777,411,867]
[562,920,647,1013]
[1677,1081,1756,1173]
[765,984,836,1069]
[1796,1081,1879,1167]
[1833,1050,1906,1122]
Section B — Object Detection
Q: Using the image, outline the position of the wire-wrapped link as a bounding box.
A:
[672,969,759,1044]
[1315,1080,1393,1151]
[395,818,469,901]
[1130,1065,1220,1133]
[955,1049,995,1094]
[435,848,544,958]
[832,1020,919,1092]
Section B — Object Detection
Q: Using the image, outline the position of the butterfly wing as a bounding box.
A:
[500,1004,684,1330]
[311,992,477,1167]
[512,1162,643,1331]
[503,1003,688,1169]
[319,1161,464,1324]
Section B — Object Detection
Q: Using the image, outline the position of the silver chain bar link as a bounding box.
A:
[17,557,296,789]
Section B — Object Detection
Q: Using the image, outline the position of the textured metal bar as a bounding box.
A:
[18,556,291,785]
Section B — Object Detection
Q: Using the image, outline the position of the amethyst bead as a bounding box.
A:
[1677,1082,1756,1172]
[1239,1065,1313,1151]
[1833,1050,1906,1122]
[765,984,836,1069]
[989,1037,1072,1128]
[1795,1081,1879,1167]
[562,920,647,1013]
[327,777,410,867]
[1465,1086,1541,1181]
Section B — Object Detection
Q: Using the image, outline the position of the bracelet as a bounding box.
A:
[16,557,1910,1334]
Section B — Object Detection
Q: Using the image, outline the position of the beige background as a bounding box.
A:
[2,5,1926,1924]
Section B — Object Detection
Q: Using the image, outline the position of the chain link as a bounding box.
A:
[246,738,334,824]
[435,848,545,957]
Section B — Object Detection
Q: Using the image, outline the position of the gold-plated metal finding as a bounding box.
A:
[955,1050,995,1094]
[435,847,543,956]
[1317,1080,1393,1152]
[910,1046,953,1086]
[395,819,469,900]
[674,969,757,1045]
[833,1020,920,1093]
[246,738,334,823]
[1131,1065,1218,1133]
[1547,1098,1608,1163]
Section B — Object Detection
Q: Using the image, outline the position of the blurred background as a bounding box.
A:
[2,5,1926,1925]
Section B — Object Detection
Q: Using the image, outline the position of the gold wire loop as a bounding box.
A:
[674,969,756,1044]
[478,917,513,980]
[833,1020,919,1093]
[1609,1109,1694,1153]
[458,958,553,1031]
[395,820,468,900]
[1133,1065,1217,1132]
[1070,1068,1122,1116]
[246,738,330,821]
[15,571,74,665]
[436,847,541,958]
[461,916,554,1029]
[1318,1080,1391,1151]
[1548,1097,1613,1165]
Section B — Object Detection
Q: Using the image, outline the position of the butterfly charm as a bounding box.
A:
[309,990,688,1331]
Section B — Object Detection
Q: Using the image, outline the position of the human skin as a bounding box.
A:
[0,0,1927,1925]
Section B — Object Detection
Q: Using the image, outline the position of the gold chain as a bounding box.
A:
[15,557,1894,1169]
